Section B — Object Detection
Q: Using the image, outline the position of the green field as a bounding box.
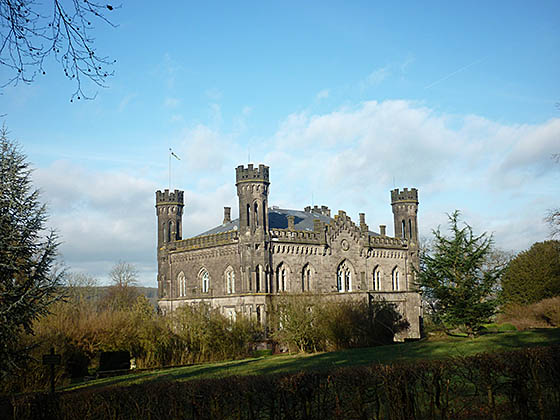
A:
[63,328,560,392]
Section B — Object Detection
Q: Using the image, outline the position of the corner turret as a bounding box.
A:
[391,188,419,244]
[155,189,184,246]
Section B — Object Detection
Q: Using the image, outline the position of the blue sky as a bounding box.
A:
[1,1,559,285]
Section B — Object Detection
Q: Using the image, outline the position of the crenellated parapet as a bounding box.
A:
[391,188,418,204]
[156,189,184,205]
[174,230,239,251]
[270,228,322,244]
[235,164,270,185]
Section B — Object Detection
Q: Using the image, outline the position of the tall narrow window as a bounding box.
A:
[262,200,267,230]
[255,265,261,292]
[178,272,186,297]
[302,264,312,291]
[373,266,382,291]
[276,264,288,292]
[246,204,251,227]
[337,261,352,292]
[168,221,173,242]
[254,203,259,227]
[225,267,235,294]
[409,219,413,240]
[402,220,406,239]
[200,269,210,293]
[392,268,399,291]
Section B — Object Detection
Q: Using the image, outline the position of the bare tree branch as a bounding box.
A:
[0,0,119,100]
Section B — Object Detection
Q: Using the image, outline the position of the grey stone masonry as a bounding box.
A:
[156,165,422,340]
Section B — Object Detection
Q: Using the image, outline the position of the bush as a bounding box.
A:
[499,297,560,330]
[272,295,409,352]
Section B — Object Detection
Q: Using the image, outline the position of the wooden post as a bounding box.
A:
[42,347,61,394]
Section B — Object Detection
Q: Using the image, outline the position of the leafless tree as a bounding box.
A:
[0,0,119,100]
[109,260,138,288]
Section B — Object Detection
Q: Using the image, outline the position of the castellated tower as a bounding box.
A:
[236,164,270,238]
[155,189,184,246]
[235,164,270,293]
[391,188,419,246]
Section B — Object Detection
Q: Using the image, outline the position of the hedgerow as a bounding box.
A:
[3,345,559,420]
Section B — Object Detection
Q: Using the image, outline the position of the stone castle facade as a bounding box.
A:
[156,164,422,339]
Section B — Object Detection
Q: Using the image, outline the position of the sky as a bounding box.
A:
[1,1,559,286]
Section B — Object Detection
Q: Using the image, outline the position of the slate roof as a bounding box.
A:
[196,208,380,237]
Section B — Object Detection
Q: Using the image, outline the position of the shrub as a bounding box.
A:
[499,296,560,330]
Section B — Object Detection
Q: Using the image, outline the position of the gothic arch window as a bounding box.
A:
[302,264,313,292]
[199,268,210,293]
[337,260,353,292]
[246,204,251,227]
[178,272,186,297]
[254,202,259,227]
[255,265,263,292]
[409,219,413,240]
[276,263,289,292]
[392,267,400,291]
[163,222,168,243]
[225,266,235,294]
[401,220,406,239]
[373,265,382,291]
[262,200,267,230]
[168,220,174,242]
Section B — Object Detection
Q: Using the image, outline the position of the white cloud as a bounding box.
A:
[164,97,181,108]
[361,66,390,89]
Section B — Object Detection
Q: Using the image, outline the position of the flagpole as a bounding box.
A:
[169,148,171,190]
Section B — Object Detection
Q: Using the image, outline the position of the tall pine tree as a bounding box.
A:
[0,127,63,379]
[417,211,504,336]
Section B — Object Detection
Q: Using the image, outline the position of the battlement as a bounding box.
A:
[235,164,270,184]
[156,189,184,205]
[391,188,418,204]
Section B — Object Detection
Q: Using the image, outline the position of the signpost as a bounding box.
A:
[42,347,61,394]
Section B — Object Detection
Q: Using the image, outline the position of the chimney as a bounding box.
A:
[223,207,231,224]
[380,225,386,236]
[288,215,295,230]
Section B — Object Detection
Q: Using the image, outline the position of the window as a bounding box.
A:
[200,269,210,293]
[178,272,186,297]
[168,220,174,242]
[337,261,352,292]
[373,266,382,291]
[402,220,406,239]
[392,268,400,291]
[409,219,413,240]
[246,204,251,227]
[225,267,235,294]
[254,202,259,227]
[302,264,312,291]
[276,263,288,292]
[255,265,262,292]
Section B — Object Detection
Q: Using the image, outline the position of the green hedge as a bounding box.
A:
[3,345,559,420]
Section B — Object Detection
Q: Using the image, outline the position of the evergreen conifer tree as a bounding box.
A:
[0,127,63,379]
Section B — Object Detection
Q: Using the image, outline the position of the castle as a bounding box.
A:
[156,164,422,339]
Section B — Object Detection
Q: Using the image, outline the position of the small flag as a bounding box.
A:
[169,148,181,160]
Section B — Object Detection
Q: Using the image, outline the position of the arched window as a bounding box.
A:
[373,266,382,291]
[276,263,288,292]
[255,265,263,292]
[392,268,400,291]
[262,200,267,230]
[163,222,168,243]
[246,204,251,227]
[178,272,186,297]
[200,268,210,293]
[254,202,259,227]
[402,220,406,239]
[409,219,413,240]
[168,220,174,242]
[337,260,352,292]
[225,267,235,294]
[302,264,312,292]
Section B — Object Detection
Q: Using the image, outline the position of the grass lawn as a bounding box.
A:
[63,328,560,392]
